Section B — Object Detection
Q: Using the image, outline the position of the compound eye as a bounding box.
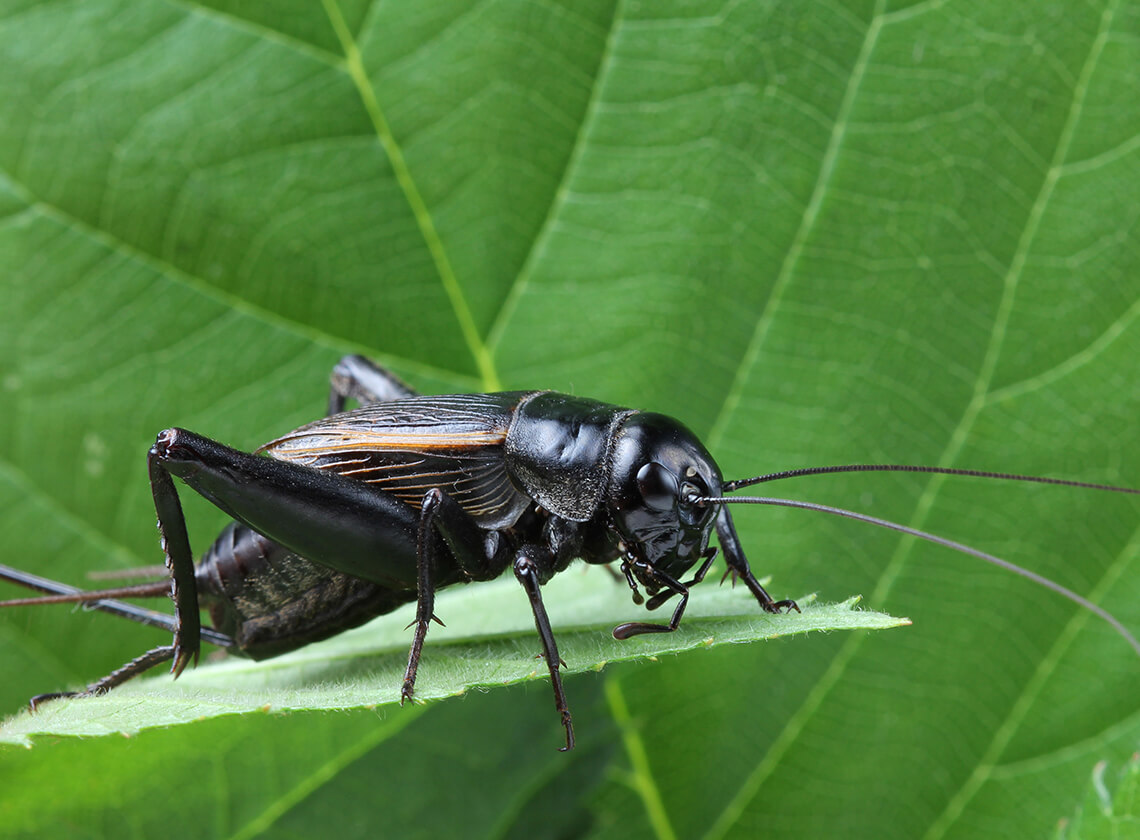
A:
[636,462,678,511]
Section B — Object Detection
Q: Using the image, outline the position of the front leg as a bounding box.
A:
[610,548,719,640]
[715,506,799,614]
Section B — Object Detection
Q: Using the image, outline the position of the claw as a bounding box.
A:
[29,691,78,711]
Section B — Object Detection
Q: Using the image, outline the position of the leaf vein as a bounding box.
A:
[705,3,886,451]
[322,0,500,390]
[0,175,480,388]
[920,520,1140,840]
[605,676,678,840]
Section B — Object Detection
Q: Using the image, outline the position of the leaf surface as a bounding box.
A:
[1,1,1138,838]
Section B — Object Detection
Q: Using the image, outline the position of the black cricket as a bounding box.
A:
[1,355,1137,751]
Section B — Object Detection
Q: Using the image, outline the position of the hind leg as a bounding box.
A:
[328,355,417,413]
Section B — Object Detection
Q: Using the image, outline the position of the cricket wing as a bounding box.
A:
[260,393,536,529]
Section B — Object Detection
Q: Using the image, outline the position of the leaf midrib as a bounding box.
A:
[322,0,499,390]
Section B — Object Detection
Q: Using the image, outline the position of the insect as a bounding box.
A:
[1,354,1137,751]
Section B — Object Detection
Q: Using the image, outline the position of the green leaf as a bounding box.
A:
[1056,755,1140,839]
[2,1,1139,838]
[0,587,903,745]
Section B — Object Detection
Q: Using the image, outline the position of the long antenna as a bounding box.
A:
[698,494,1140,657]
[725,464,1140,494]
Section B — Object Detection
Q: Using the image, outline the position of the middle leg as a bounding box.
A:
[401,487,511,704]
[513,546,574,751]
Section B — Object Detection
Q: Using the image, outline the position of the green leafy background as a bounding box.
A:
[1057,754,1140,839]
[1,1,1139,838]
